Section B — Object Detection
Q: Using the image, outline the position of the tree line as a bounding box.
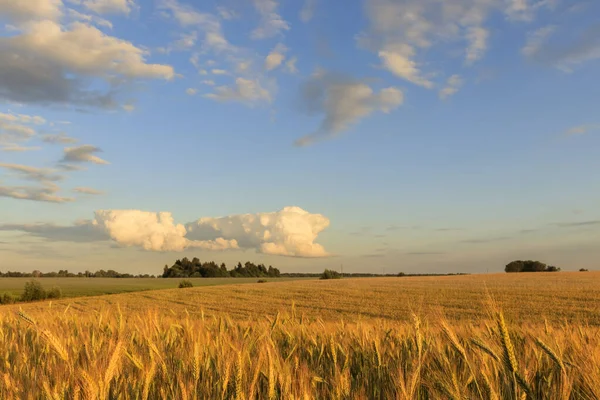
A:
[505,260,560,273]
[0,270,156,278]
[162,258,281,278]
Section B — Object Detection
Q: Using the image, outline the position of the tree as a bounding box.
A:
[505,260,559,273]
[320,269,342,280]
[505,260,524,273]
[178,280,193,288]
[21,280,47,302]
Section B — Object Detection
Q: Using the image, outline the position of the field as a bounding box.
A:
[0,277,309,299]
[1,272,599,399]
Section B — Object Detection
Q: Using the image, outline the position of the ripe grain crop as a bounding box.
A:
[1,273,599,399]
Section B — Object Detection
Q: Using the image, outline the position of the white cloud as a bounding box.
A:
[211,69,228,75]
[42,133,78,144]
[300,0,317,23]
[159,0,234,53]
[264,43,287,71]
[285,56,298,74]
[522,25,556,57]
[201,80,215,86]
[158,31,198,53]
[82,0,135,15]
[0,163,63,182]
[522,24,600,71]
[0,182,74,203]
[378,46,433,88]
[217,6,238,20]
[439,74,464,99]
[67,9,114,29]
[206,78,272,105]
[62,145,110,165]
[74,186,104,195]
[1,144,41,152]
[295,70,403,146]
[0,112,46,125]
[92,210,238,252]
[2,207,331,257]
[0,17,174,108]
[0,113,42,144]
[564,124,599,136]
[186,206,330,257]
[465,27,489,65]
[251,0,290,40]
[361,0,556,85]
[186,88,198,95]
[505,0,556,22]
[0,0,63,23]
[12,21,173,79]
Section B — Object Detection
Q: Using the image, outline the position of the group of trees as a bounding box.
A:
[0,270,155,278]
[505,260,560,273]
[162,258,281,278]
[0,280,62,305]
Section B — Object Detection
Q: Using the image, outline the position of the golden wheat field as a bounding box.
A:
[1,272,600,399]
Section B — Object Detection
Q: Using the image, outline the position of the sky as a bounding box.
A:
[0,0,599,275]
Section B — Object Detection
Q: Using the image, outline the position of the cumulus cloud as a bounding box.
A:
[439,75,464,99]
[0,19,174,107]
[74,186,104,195]
[295,70,404,146]
[265,43,287,71]
[0,207,330,256]
[186,206,330,257]
[251,0,290,40]
[522,23,600,71]
[62,145,110,165]
[92,210,238,251]
[186,88,198,96]
[205,78,272,105]
[0,0,63,23]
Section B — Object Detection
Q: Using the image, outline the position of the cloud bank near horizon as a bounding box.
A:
[0,206,331,258]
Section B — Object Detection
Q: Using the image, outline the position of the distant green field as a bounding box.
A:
[0,277,311,299]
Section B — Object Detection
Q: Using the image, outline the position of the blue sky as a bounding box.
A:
[0,0,599,274]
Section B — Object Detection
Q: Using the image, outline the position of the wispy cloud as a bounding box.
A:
[460,236,511,244]
[439,75,464,100]
[62,145,110,165]
[564,124,599,136]
[74,187,104,195]
[295,70,403,146]
[554,220,600,228]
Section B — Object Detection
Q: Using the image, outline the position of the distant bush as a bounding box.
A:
[580,268,589,272]
[47,287,62,299]
[178,280,193,288]
[257,279,268,283]
[398,272,406,277]
[320,269,342,280]
[0,293,16,304]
